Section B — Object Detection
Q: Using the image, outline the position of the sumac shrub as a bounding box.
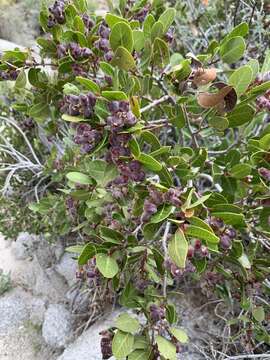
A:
[0,0,270,358]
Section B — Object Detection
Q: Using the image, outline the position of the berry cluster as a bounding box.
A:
[66,196,77,218]
[60,92,97,118]
[82,14,95,32]
[256,90,270,112]
[252,72,270,112]
[100,330,113,360]
[133,5,150,23]
[165,27,174,44]
[57,43,93,60]
[94,23,113,62]
[102,204,122,230]
[0,69,19,81]
[187,239,209,259]
[71,63,88,77]
[165,258,196,279]
[21,117,35,131]
[258,167,270,182]
[104,102,145,187]
[141,187,182,223]
[72,123,102,154]
[76,258,101,285]
[209,217,237,250]
[106,101,137,130]
[149,304,166,323]
[106,131,145,188]
[149,304,183,355]
[48,0,66,28]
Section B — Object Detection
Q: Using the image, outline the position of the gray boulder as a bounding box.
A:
[11,232,39,260]
[29,297,47,327]
[57,310,120,360]
[56,253,78,286]
[0,288,31,335]
[12,232,55,268]
[42,304,73,349]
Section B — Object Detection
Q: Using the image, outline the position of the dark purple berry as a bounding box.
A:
[220,234,232,249]
[149,304,165,322]
[259,167,270,181]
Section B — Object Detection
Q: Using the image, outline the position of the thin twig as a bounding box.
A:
[225,354,270,360]
[141,95,170,114]
[162,221,171,298]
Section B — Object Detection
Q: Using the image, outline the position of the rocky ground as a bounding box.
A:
[0,232,227,360]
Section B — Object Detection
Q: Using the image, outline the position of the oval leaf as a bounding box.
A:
[96,253,119,278]
[110,22,134,52]
[168,228,188,269]
[112,330,135,358]
[66,172,92,185]
[116,313,140,334]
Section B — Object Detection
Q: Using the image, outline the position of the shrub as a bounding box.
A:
[0,0,270,358]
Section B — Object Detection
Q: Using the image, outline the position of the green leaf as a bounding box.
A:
[211,212,245,227]
[73,15,85,33]
[150,205,173,224]
[208,116,229,131]
[170,328,188,343]
[63,83,80,95]
[151,21,164,42]
[186,225,220,244]
[238,253,251,269]
[189,217,214,233]
[100,61,115,77]
[227,104,255,127]
[99,226,124,244]
[105,13,128,28]
[166,304,178,324]
[248,81,270,96]
[247,59,260,81]
[156,336,176,360]
[226,22,249,40]
[73,0,87,12]
[96,253,119,278]
[78,243,96,265]
[112,330,135,358]
[230,163,252,179]
[228,66,253,96]
[152,38,170,68]
[110,22,134,52]
[133,30,145,52]
[76,76,100,93]
[138,153,162,171]
[29,102,50,120]
[102,91,128,101]
[65,245,84,254]
[259,133,270,150]
[252,306,265,323]
[66,172,92,185]
[211,204,242,214]
[129,136,141,158]
[87,160,118,186]
[62,114,86,123]
[158,8,176,32]
[168,228,188,269]
[185,193,212,210]
[143,14,155,37]
[15,70,27,88]
[112,46,136,71]
[220,36,246,64]
[116,313,140,334]
[261,49,270,74]
[128,350,150,360]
